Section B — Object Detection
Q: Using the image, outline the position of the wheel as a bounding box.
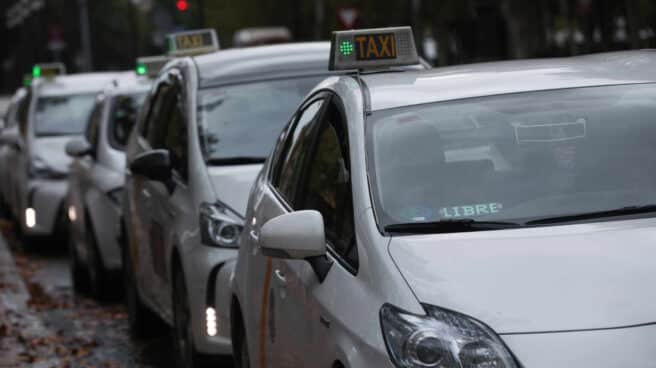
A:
[68,232,90,294]
[85,221,118,300]
[172,264,204,368]
[123,240,158,338]
[233,316,250,368]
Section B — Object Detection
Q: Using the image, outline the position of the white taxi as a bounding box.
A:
[2,64,124,244]
[231,27,656,367]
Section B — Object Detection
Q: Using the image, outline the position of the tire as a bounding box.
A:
[172,264,206,368]
[69,233,90,294]
[123,241,158,338]
[233,315,250,368]
[86,225,116,300]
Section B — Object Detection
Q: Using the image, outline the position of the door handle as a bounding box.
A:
[142,188,151,198]
[274,269,287,286]
[249,230,259,242]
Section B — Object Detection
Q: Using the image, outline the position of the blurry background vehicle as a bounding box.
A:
[4,65,124,246]
[66,68,154,299]
[233,27,292,47]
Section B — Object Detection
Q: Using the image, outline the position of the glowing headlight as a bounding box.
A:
[199,202,244,248]
[25,208,36,228]
[381,304,518,368]
[206,307,217,337]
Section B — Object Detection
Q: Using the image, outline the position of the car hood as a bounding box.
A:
[388,218,656,334]
[33,136,78,173]
[207,164,262,215]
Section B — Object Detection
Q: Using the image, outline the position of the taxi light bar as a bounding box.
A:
[136,55,170,78]
[329,26,419,71]
[32,62,66,78]
[166,29,220,57]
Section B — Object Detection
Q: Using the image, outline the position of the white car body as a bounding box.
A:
[66,73,151,295]
[121,42,338,364]
[232,50,656,367]
[4,72,126,238]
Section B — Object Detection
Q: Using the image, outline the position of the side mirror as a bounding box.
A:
[65,139,93,158]
[260,210,327,259]
[0,130,22,150]
[129,149,172,182]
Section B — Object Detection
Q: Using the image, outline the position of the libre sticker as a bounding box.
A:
[439,203,503,218]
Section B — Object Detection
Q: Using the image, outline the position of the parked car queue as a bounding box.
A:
[2,26,656,368]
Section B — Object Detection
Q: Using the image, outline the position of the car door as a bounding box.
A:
[130,80,174,305]
[241,94,329,368]
[70,99,103,262]
[270,98,359,367]
[147,70,190,310]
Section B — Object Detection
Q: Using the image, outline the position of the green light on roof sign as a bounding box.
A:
[136,63,147,75]
[339,40,354,56]
[32,65,41,78]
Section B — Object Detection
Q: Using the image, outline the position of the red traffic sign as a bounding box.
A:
[337,7,360,30]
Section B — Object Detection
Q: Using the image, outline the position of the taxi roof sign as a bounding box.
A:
[166,29,220,57]
[32,63,66,78]
[329,26,419,71]
[136,56,170,78]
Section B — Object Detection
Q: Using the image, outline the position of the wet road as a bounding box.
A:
[0,219,176,367]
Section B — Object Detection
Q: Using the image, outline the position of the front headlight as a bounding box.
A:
[381,304,518,368]
[199,202,244,248]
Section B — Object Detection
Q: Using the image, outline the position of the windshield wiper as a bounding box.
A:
[205,156,266,166]
[526,205,656,225]
[385,219,522,234]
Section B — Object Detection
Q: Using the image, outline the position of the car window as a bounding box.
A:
[34,94,96,136]
[144,84,173,149]
[162,88,188,181]
[197,76,325,163]
[85,100,103,148]
[299,103,358,270]
[109,93,147,150]
[18,90,32,136]
[274,99,325,206]
[367,83,656,229]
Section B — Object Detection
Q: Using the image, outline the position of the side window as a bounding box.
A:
[85,101,103,148]
[274,99,325,206]
[18,91,31,136]
[299,103,358,270]
[162,89,188,181]
[145,84,173,149]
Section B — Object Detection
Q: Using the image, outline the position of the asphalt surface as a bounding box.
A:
[0,218,177,367]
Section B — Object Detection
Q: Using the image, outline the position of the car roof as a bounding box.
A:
[361,50,656,111]
[101,73,153,97]
[193,42,332,88]
[35,72,129,97]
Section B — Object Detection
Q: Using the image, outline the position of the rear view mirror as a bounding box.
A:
[0,130,23,151]
[65,139,93,158]
[260,210,327,259]
[129,149,172,182]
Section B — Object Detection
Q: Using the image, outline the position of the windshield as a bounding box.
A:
[197,76,324,163]
[109,92,147,149]
[368,84,656,229]
[35,94,97,136]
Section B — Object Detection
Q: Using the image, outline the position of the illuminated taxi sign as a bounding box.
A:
[167,29,220,57]
[136,56,170,78]
[32,63,66,78]
[329,27,419,71]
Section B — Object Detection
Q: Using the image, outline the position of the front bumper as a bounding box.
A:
[22,179,68,236]
[183,245,238,355]
[502,324,656,367]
